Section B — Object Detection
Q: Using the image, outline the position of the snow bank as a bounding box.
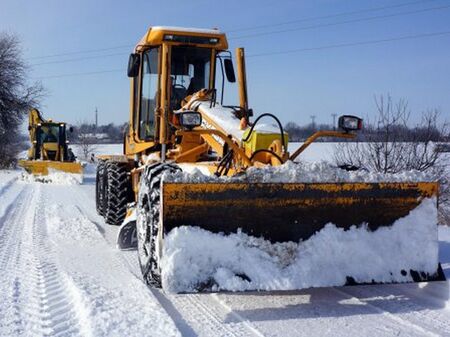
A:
[161,198,439,293]
[20,171,83,185]
[165,160,433,183]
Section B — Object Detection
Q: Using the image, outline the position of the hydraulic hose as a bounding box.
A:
[242,113,286,151]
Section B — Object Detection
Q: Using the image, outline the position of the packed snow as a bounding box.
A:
[162,198,439,293]
[166,160,434,183]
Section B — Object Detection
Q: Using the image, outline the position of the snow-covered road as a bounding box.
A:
[1,167,450,336]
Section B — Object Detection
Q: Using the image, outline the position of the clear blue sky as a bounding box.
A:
[2,0,449,127]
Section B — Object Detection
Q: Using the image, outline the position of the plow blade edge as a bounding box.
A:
[162,181,445,283]
[19,160,83,175]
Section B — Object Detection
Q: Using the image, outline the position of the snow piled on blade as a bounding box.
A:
[20,171,83,185]
[161,198,439,293]
[165,161,433,183]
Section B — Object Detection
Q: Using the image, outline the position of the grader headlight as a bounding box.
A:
[338,115,363,132]
[178,111,202,130]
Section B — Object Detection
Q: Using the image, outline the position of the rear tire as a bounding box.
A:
[104,161,133,226]
[137,163,181,288]
[95,160,106,216]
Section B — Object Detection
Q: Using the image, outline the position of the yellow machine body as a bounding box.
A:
[241,129,289,158]
[18,160,82,175]
[19,108,82,176]
[94,26,443,289]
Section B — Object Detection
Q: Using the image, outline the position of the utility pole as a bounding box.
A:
[310,115,316,130]
[331,113,337,130]
[95,107,98,130]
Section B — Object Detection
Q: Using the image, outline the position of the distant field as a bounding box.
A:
[73,142,450,166]
[73,142,338,163]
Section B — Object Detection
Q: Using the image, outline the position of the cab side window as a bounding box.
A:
[139,48,159,140]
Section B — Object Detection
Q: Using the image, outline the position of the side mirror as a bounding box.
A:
[224,59,236,83]
[69,126,74,133]
[127,53,140,77]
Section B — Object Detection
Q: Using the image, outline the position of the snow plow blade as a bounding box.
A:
[162,181,445,283]
[18,160,83,175]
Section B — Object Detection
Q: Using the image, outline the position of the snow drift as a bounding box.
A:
[166,160,434,183]
[161,198,439,293]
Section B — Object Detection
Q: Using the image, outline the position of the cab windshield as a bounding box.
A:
[170,46,211,109]
[40,125,59,143]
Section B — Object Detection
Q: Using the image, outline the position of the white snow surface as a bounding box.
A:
[0,173,180,337]
[162,198,439,293]
[2,144,450,337]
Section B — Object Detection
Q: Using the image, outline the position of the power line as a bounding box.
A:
[28,44,133,60]
[33,29,450,80]
[229,4,450,40]
[247,30,450,58]
[31,52,128,67]
[25,0,439,62]
[227,0,440,33]
[29,3,450,68]
[34,68,123,80]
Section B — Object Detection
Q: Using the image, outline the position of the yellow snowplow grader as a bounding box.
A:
[19,108,82,176]
[96,26,444,290]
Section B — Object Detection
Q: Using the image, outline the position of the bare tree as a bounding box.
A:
[0,33,44,168]
[334,94,449,224]
[74,121,98,161]
[335,95,445,173]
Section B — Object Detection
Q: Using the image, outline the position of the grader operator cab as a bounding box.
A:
[95,26,443,290]
[19,108,82,176]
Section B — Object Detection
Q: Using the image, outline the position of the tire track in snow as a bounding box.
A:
[400,281,450,309]
[210,293,265,337]
[157,291,264,337]
[24,187,93,337]
[0,182,93,337]
[333,286,442,337]
[38,184,180,337]
[68,179,261,336]
[0,181,27,232]
[0,184,32,336]
[65,182,144,280]
[0,173,18,197]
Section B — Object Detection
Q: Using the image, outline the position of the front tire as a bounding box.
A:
[95,160,106,216]
[137,163,180,287]
[104,161,132,226]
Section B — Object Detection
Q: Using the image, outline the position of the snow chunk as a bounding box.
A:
[20,170,83,185]
[197,102,280,140]
[165,160,433,183]
[161,198,439,293]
